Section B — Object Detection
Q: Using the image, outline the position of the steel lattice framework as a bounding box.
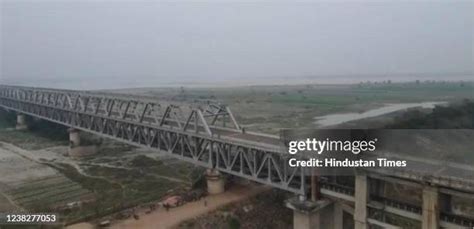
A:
[0,85,307,195]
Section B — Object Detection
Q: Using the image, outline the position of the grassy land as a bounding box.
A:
[44,161,187,224]
[42,163,122,223]
[6,175,93,212]
[84,165,180,203]
[128,155,200,182]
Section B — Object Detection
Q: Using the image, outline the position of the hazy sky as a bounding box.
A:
[1,0,473,89]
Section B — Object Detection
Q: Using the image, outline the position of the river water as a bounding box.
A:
[314,101,446,127]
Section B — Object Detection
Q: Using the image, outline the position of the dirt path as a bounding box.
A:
[68,184,269,229]
[114,184,269,229]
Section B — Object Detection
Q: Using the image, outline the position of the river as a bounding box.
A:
[314,101,446,127]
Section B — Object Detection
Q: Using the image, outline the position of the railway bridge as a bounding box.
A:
[1,85,473,229]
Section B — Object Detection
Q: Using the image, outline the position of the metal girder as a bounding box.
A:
[203,103,241,130]
[0,85,241,136]
[0,85,307,195]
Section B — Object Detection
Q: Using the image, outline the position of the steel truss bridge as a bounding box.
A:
[0,85,305,194]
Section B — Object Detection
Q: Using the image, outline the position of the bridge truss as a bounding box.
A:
[0,85,307,195]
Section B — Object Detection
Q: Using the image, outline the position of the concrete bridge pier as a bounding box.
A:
[354,174,368,229]
[68,128,98,158]
[286,196,333,229]
[333,202,344,229]
[422,186,439,229]
[205,169,225,194]
[68,128,81,147]
[16,113,28,130]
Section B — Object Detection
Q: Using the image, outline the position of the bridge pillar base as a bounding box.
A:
[67,129,98,158]
[333,202,344,229]
[285,196,332,229]
[69,145,99,158]
[68,128,81,147]
[16,114,28,130]
[422,186,439,229]
[206,169,225,195]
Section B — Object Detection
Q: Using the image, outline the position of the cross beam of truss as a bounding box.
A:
[0,85,307,195]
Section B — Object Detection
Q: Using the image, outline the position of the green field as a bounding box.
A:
[0,111,197,225]
[6,175,93,211]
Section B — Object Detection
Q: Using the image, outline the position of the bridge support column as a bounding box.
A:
[68,128,81,147]
[422,186,439,229]
[206,169,225,195]
[286,196,332,229]
[68,128,98,158]
[354,175,368,229]
[333,202,344,229]
[16,114,28,130]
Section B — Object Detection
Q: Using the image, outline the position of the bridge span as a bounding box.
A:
[1,85,473,229]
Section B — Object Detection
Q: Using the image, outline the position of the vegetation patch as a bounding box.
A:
[127,155,200,182]
[387,99,474,129]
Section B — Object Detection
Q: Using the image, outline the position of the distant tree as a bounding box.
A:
[386,100,474,129]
